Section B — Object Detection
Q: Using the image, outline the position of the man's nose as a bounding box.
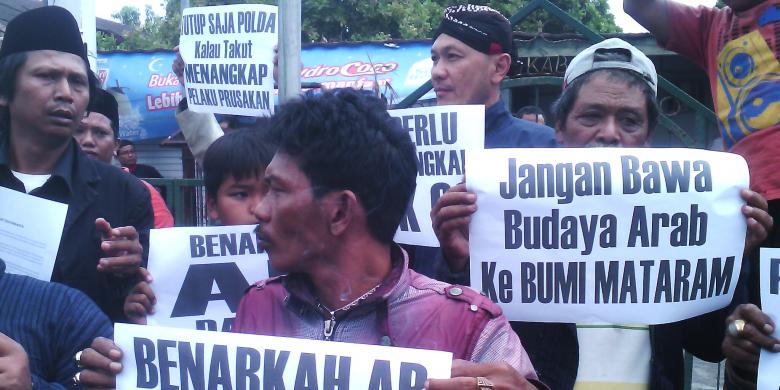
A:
[595,117,621,146]
[53,77,74,103]
[79,131,95,147]
[431,61,446,80]
[251,196,270,222]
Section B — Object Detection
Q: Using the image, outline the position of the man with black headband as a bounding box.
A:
[420,6,565,387]
[422,6,556,277]
[418,5,555,273]
[0,6,153,322]
[430,5,554,146]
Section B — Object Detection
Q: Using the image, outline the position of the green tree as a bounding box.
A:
[296,0,621,42]
[99,0,621,50]
[99,2,184,50]
[111,6,141,28]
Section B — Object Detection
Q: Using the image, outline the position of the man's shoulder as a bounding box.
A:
[136,164,163,177]
[404,270,503,319]
[508,116,555,139]
[234,276,289,332]
[242,275,287,302]
[2,272,105,315]
[88,159,149,196]
[489,116,556,148]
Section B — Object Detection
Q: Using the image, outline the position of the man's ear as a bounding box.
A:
[491,53,512,84]
[207,197,220,222]
[325,190,359,236]
[555,123,566,146]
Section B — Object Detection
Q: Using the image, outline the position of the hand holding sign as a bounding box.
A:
[426,360,537,390]
[0,332,31,390]
[95,218,143,277]
[741,189,773,257]
[76,337,122,390]
[124,267,156,325]
[431,182,475,273]
[724,304,780,378]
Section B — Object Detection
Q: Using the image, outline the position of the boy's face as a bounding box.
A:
[724,0,765,12]
[207,172,267,226]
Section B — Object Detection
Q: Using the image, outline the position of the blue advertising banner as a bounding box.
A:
[97,40,434,141]
[300,40,434,105]
[97,51,182,141]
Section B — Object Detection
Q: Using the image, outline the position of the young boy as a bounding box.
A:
[202,126,274,226]
[123,128,275,322]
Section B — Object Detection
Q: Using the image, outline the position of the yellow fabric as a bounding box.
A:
[575,382,647,390]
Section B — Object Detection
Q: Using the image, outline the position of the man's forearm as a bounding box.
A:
[623,0,670,45]
[623,0,658,14]
[175,104,224,166]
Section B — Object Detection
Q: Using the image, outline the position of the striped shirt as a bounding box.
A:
[0,260,113,389]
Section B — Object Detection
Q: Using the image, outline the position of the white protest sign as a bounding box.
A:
[389,105,485,247]
[758,248,780,389]
[468,148,748,324]
[115,323,452,390]
[147,225,269,332]
[0,186,67,281]
[179,4,277,116]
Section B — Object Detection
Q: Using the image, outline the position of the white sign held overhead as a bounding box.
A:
[179,4,278,116]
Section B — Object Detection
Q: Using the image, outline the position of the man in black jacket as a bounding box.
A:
[0,6,152,322]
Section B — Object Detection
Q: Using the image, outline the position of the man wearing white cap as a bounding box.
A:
[554,37,770,390]
[553,38,659,149]
[435,37,772,389]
